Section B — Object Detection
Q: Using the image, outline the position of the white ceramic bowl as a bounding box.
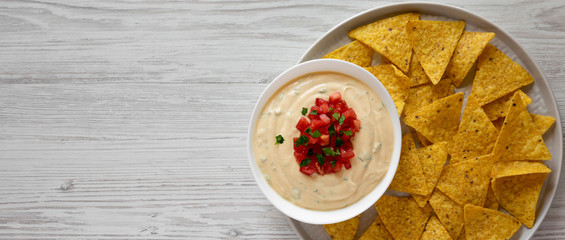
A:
[247,59,402,225]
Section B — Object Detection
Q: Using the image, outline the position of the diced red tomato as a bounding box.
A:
[296,117,309,132]
[294,91,361,176]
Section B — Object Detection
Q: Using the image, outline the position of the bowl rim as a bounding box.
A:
[247,58,402,224]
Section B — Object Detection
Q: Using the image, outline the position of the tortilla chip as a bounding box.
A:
[322,40,373,67]
[404,92,464,143]
[464,204,521,240]
[359,215,394,240]
[382,55,392,65]
[406,20,465,84]
[413,142,449,207]
[444,31,495,87]
[323,216,360,240]
[389,134,427,195]
[484,184,499,210]
[415,130,433,147]
[492,92,551,161]
[436,154,494,206]
[532,114,555,135]
[376,195,431,240]
[421,216,454,240]
[403,78,453,117]
[429,189,465,240]
[492,173,549,228]
[468,44,534,106]
[450,106,499,164]
[407,50,431,86]
[365,64,411,115]
[483,89,532,121]
[457,229,466,240]
[491,117,504,131]
[349,12,420,72]
[491,160,551,179]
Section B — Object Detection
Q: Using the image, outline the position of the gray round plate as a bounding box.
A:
[291,2,562,240]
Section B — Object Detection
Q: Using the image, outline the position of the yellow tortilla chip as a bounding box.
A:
[449,106,499,164]
[492,173,549,228]
[365,64,410,115]
[436,154,494,206]
[483,89,532,121]
[389,134,427,195]
[404,92,464,143]
[359,215,394,240]
[493,92,551,161]
[406,20,465,84]
[444,31,495,87]
[457,229,466,240]
[407,50,431,86]
[421,216,454,240]
[464,204,521,240]
[323,216,360,240]
[376,195,431,240]
[349,12,420,72]
[322,40,373,67]
[413,142,449,207]
[532,113,555,135]
[491,117,504,131]
[403,78,452,117]
[429,189,465,240]
[382,55,392,65]
[491,160,551,179]
[468,44,534,106]
[415,130,433,147]
[484,184,499,210]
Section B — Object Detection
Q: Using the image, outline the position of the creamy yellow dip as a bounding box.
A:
[253,72,394,210]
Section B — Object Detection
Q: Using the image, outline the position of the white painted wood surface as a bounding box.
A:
[0,0,564,239]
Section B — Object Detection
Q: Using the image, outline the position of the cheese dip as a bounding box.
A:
[253,72,394,210]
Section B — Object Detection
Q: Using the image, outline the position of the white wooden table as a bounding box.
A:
[1,0,564,239]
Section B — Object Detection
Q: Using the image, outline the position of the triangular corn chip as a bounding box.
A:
[323,216,360,240]
[492,173,549,228]
[464,204,521,240]
[444,31,495,87]
[421,216,454,240]
[323,40,373,67]
[436,154,493,206]
[413,142,449,207]
[359,215,394,240]
[376,196,431,240]
[484,184,499,210]
[450,106,498,164]
[468,44,534,106]
[406,20,465,84]
[389,134,427,195]
[429,189,465,240]
[349,13,420,72]
[493,92,551,161]
[402,78,452,117]
[483,89,532,121]
[365,64,410,115]
[531,114,555,135]
[404,92,464,143]
[491,160,551,178]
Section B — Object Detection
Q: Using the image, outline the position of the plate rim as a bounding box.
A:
[292,2,563,240]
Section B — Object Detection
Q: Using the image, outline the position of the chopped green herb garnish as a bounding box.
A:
[330,160,337,168]
[307,148,313,156]
[301,107,307,116]
[338,116,345,125]
[294,135,309,147]
[300,158,311,167]
[323,147,340,156]
[340,130,353,136]
[310,130,321,138]
[275,135,284,145]
[310,110,318,115]
[328,125,335,136]
[335,136,343,147]
[332,112,340,121]
[329,107,334,111]
[316,153,325,165]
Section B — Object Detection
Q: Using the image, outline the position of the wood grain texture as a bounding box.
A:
[0,0,564,239]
